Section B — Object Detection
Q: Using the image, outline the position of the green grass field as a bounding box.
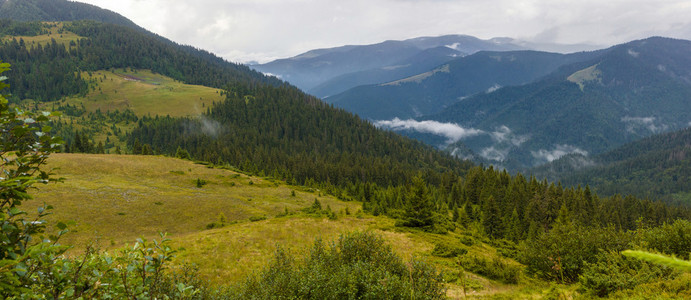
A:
[27,153,557,297]
[2,22,82,47]
[65,69,225,117]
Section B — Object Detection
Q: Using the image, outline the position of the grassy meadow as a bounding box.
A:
[2,22,82,47]
[27,153,556,297]
[64,69,225,117]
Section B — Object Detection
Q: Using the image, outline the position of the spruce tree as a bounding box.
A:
[403,176,435,228]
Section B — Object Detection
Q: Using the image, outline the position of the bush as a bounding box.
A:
[231,232,447,299]
[520,221,631,283]
[638,219,691,260]
[580,251,675,297]
[249,215,267,222]
[458,255,521,284]
[431,242,468,258]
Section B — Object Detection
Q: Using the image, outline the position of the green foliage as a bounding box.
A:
[402,176,434,227]
[637,219,691,260]
[457,254,521,284]
[431,242,467,258]
[175,146,191,160]
[195,178,207,188]
[580,251,676,297]
[520,220,631,283]
[22,234,203,299]
[0,61,66,297]
[231,231,446,299]
[249,215,267,222]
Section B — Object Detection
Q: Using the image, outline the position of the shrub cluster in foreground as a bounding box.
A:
[229,231,446,300]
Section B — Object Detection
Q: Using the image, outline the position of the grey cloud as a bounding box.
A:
[76,0,691,64]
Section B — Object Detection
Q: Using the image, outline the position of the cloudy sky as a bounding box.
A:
[74,0,691,64]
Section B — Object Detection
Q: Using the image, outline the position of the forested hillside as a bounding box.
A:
[534,126,691,203]
[129,83,473,188]
[0,0,141,29]
[327,49,600,120]
[423,37,691,170]
[0,20,280,102]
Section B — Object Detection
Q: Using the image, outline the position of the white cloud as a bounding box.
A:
[490,125,529,146]
[375,118,483,144]
[480,146,510,162]
[621,116,668,133]
[486,84,502,93]
[531,144,588,163]
[74,0,691,63]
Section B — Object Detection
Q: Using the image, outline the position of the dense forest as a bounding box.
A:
[0,0,142,29]
[128,83,473,188]
[535,126,691,203]
[0,20,281,102]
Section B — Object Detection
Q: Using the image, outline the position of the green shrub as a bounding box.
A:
[431,242,467,258]
[638,219,691,260]
[580,251,675,297]
[230,231,447,299]
[249,215,267,222]
[458,255,521,284]
[520,221,631,283]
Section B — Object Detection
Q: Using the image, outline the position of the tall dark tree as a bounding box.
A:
[403,176,435,228]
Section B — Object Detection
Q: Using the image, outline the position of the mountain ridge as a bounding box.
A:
[422,36,691,170]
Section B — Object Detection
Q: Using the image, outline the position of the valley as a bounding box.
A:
[1,0,690,298]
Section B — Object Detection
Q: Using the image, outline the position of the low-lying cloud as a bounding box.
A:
[375,118,483,143]
[490,125,529,146]
[480,146,510,162]
[531,144,588,163]
[621,116,668,134]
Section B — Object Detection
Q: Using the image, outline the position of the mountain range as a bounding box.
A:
[252,35,533,97]
[419,37,691,170]
[326,49,602,120]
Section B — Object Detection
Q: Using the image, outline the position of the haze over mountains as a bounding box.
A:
[259,34,691,174]
[252,35,600,98]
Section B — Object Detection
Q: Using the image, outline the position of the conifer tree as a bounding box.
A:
[403,176,435,228]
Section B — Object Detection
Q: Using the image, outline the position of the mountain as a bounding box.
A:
[0,0,142,30]
[0,20,280,102]
[252,35,527,96]
[309,46,463,98]
[532,126,691,203]
[327,50,601,120]
[0,17,471,189]
[418,37,691,170]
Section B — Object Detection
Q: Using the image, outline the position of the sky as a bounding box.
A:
[73,0,691,64]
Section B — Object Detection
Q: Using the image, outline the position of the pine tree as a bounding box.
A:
[403,176,435,228]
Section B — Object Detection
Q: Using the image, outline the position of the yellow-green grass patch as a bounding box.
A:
[2,22,82,48]
[28,153,542,297]
[30,153,360,249]
[62,69,224,117]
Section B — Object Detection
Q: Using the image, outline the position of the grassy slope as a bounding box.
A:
[1,21,81,47]
[28,153,555,297]
[65,69,225,118]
